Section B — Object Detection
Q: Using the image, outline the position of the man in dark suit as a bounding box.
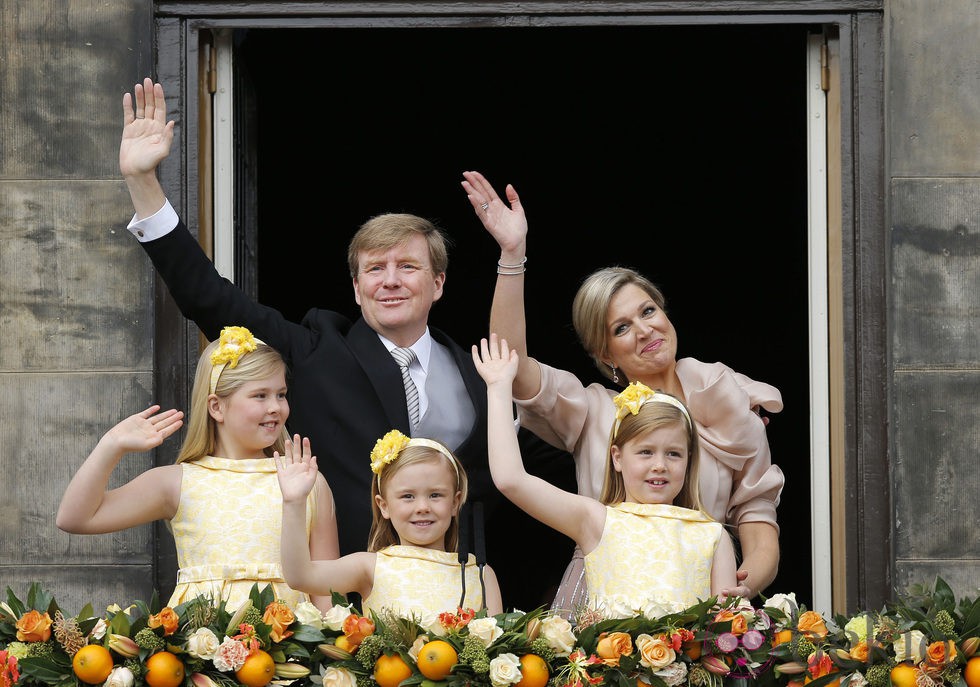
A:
[119,79,573,610]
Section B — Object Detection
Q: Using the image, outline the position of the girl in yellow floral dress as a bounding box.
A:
[276,428,503,623]
[474,334,737,619]
[57,326,338,613]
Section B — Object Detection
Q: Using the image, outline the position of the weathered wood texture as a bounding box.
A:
[0,0,158,616]
[888,0,980,602]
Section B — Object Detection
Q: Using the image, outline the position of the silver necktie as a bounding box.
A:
[390,347,421,428]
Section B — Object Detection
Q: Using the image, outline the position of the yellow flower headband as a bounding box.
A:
[611,381,693,438]
[369,429,460,487]
[209,326,266,394]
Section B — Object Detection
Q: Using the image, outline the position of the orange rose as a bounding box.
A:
[342,613,376,647]
[805,652,839,687]
[15,610,53,642]
[148,607,180,636]
[849,640,870,663]
[714,609,748,636]
[596,631,633,666]
[636,634,676,670]
[798,611,829,640]
[926,640,957,667]
[262,601,295,643]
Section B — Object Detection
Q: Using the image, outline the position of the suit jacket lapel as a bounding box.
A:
[347,318,412,432]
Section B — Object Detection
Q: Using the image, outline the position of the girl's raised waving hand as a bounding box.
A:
[56,405,184,534]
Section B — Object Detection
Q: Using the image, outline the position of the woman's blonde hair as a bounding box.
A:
[598,398,702,511]
[367,442,468,552]
[571,267,668,385]
[176,338,289,464]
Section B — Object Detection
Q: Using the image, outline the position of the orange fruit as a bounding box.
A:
[235,649,276,687]
[683,640,702,660]
[516,653,549,687]
[416,640,458,681]
[144,650,186,687]
[773,630,794,646]
[964,657,980,687]
[72,644,115,685]
[890,663,919,687]
[374,653,413,687]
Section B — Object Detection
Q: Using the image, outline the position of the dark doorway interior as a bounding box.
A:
[241,23,812,610]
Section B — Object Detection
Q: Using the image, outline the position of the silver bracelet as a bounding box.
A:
[497,265,526,275]
[497,256,527,269]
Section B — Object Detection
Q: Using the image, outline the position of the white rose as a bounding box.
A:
[416,611,439,635]
[894,630,927,663]
[763,593,799,618]
[488,653,523,687]
[654,661,689,687]
[640,598,675,620]
[468,617,503,647]
[409,635,430,662]
[539,616,576,657]
[601,596,639,620]
[104,666,135,687]
[90,618,108,640]
[322,604,355,632]
[849,672,868,687]
[293,602,326,629]
[185,627,220,660]
[320,666,358,687]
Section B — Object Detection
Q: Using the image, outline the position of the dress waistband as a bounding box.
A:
[176,563,286,584]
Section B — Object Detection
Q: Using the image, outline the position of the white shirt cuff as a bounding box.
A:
[127,200,179,242]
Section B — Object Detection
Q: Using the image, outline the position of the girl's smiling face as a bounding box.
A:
[210,370,288,459]
[375,457,461,550]
[611,422,689,505]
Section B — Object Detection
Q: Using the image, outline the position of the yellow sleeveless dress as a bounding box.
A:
[585,502,723,618]
[168,455,317,611]
[362,545,487,625]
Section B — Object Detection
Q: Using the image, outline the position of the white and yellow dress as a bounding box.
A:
[362,545,486,624]
[585,502,723,618]
[168,455,317,611]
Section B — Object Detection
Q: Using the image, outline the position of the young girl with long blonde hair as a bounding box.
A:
[57,326,338,612]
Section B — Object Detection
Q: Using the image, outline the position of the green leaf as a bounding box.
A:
[934,577,956,611]
[17,655,73,683]
[291,624,329,642]
[959,596,980,637]
[109,610,132,635]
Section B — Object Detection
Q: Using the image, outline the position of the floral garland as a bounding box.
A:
[2,578,980,687]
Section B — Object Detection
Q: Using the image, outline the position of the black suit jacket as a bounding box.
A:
[141,220,495,556]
